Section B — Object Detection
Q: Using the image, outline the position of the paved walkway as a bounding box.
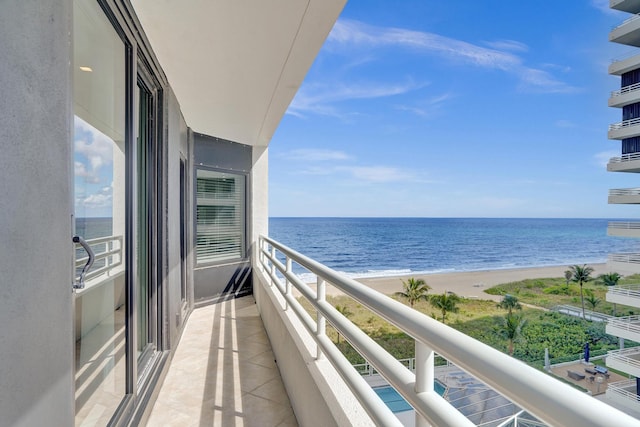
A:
[146,296,297,427]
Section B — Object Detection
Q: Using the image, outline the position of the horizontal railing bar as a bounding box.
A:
[611,81,640,97]
[260,235,640,427]
[609,117,640,130]
[609,220,640,228]
[609,253,640,263]
[612,13,640,31]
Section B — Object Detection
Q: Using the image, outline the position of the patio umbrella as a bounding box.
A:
[584,342,590,363]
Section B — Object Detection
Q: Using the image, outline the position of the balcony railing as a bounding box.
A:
[608,283,640,299]
[613,13,640,31]
[611,82,640,97]
[609,117,640,131]
[258,235,640,427]
[609,252,640,264]
[608,315,640,335]
[609,221,640,229]
[608,347,640,371]
[607,379,640,404]
[74,235,123,289]
[609,188,640,197]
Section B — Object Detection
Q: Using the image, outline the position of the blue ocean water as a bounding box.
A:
[268,218,640,279]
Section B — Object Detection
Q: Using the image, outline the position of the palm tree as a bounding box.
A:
[430,292,460,324]
[395,277,431,307]
[334,304,353,343]
[584,293,601,311]
[502,313,526,356]
[569,264,594,320]
[497,294,522,315]
[598,272,622,315]
[564,270,573,289]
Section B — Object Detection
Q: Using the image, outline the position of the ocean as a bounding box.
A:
[268,218,640,280]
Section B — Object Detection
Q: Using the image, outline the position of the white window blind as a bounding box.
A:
[196,169,245,264]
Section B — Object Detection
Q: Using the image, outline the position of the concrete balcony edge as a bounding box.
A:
[253,269,374,427]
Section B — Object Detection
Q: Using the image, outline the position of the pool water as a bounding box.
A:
[374,381,446,413]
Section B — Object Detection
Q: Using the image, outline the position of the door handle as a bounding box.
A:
[73,235,95,289]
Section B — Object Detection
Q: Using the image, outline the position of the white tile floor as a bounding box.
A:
[146,296,297,427]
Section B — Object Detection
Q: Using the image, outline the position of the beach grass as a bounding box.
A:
[298,271,639,366]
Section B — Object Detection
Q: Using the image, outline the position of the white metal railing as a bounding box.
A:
[608,283,640,299]
[612,13,640,31]
[609,221,640,229]
[609,252,640,264]
[608,347,640,371]
[609,117,640,131]
[608,315,640,336]
[609,188,640,196]
[74,235,123,287]
[258,236,640,427]
[554,305,613,322]
[607,379,640,404]
[610,152,640,162]
[611,81,640,98]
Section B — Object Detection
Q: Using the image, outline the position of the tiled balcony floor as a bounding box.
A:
[146,295,297,427]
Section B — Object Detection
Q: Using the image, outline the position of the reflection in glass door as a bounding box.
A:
[73,0,127,424]
[136,79,156,373]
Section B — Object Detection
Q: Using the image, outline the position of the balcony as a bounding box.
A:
[607,380,640,415]
[611,14,640,47]
[609,221,640,238]
[607,315,640,342]
[609,118,640,139]
[610,50,640,75]
[610,83,640,107]
[612,0,640,14]
[609,188,640,204]
[608,348,640,378]
[608,283,640,308]
[609,253,640,275]
[608,155,640,173]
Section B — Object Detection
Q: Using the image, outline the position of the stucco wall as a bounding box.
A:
[0,1,74,425]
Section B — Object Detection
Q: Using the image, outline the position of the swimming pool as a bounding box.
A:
[374,381,446,413]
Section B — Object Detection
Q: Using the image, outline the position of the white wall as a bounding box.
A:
[0,1,75,425]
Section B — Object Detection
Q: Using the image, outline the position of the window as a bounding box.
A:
[196,169,246,264]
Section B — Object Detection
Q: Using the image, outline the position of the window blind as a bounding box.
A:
[195,169,245,264]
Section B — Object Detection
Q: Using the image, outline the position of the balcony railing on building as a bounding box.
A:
[258,235,640,427]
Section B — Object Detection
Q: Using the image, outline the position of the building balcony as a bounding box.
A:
[612,0,640,14]
[610,50,640,75]
[609,118,640,140]
[608,284,640,308]
[609,188,640,204]
[609,221,640,238]
[611,14,640,47]
[608,348,640,378]
[609,253,640,275]
[607,315,640,342]
[608,155,640,173]
[610,83,640,107]
[606,380,640,415]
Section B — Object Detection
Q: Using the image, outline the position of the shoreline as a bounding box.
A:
[325,263,609,301]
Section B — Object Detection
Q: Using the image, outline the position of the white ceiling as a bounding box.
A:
[131,0,346,146]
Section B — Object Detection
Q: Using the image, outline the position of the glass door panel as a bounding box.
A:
[73,0,126,424]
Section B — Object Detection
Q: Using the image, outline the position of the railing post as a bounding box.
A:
[270,245,276,278]
[316,276,326,360]
[415,341,434,427]
[285,256,292,310]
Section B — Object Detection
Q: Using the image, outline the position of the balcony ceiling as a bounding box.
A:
[131,0,346,146]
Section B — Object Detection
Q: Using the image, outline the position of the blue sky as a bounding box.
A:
[269,0,638,218]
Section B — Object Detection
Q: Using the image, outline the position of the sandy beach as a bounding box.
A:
[326,263,609,301]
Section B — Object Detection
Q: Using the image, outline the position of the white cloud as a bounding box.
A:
[483,39,529,53]
[289,80,425,117]
[339,166,414,183]
[395,92,455,118]
[594,150,619,168]
[74,116,114,183]
[281,149,351,162]
[325,19,579,95]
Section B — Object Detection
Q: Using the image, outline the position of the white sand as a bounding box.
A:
[325,264,609,301]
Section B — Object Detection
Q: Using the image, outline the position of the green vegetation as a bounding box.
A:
[299,272,640,368]
[394,277,430,307]
[429,292,460,324]
[569,264,594,319]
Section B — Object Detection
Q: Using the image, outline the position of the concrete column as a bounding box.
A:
[0,1,74,426]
